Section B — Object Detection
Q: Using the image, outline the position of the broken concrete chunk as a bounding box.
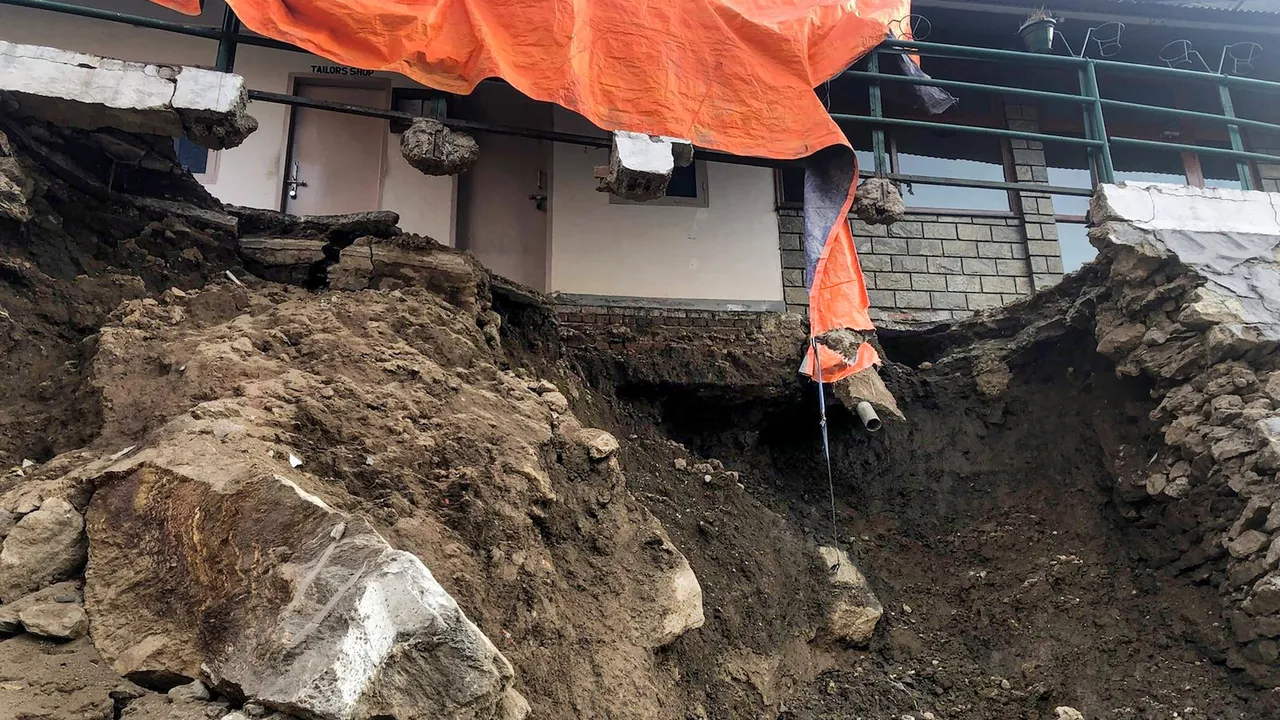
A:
[832,365,903,421]
[1054,708,1085,720]
[596,131,693,201]
[237,237,327,285]
[818,546,883,646]
[852,177,906,226]
[19,602,88,640]
[0,41,256,150]
[400,117,479,176]
[0,497,86,602]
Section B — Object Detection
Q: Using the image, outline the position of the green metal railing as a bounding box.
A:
[4,0,1280,196]
[846,37,1280,193]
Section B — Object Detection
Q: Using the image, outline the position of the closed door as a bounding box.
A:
[454,85,550,290]
[284,82,387,216]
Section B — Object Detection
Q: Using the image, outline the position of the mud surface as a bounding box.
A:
[2,115,1278,719]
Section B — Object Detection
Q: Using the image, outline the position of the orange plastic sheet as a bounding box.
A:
[154,0,909,380]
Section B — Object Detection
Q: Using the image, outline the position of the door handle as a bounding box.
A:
[529,193,547,211]
[286,161,308,199]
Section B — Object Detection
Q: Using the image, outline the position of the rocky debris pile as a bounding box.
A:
[1080,184,1280,686]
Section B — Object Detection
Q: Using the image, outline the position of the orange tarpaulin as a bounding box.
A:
[155,0,908,380]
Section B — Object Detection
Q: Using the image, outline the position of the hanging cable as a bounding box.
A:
[811,337,842,571]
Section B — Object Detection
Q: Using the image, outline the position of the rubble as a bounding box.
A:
[399,117,479,175]
[0,41,257,149]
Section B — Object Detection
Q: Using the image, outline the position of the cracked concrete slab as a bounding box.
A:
[0,41,257,150]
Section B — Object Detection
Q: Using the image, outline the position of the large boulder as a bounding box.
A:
[84,450,515,719]
[0,497,86,602]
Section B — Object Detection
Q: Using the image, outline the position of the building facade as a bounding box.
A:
[2,0,1278,323]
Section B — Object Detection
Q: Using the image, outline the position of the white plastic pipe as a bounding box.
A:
[855,401,882,433]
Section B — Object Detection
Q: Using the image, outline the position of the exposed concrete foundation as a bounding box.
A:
[0,41,257,150]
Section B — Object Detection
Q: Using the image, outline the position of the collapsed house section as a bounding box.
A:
[1085,183,1280,685]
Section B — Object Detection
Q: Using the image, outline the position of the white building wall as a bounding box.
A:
[0,1,456,245]
[2,2,787,303]
[550,109,784,302]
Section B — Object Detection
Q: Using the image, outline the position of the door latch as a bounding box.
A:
[286,161,308,199]
[529,194,548,211]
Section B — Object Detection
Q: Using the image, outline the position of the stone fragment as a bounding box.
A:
[0,497,86,602]
[596,131,692,201]
[1096,323,1146,357]
[1054,708,1085,720]
[19,602,88,639]
[399,117,479,176]
[86,466,514,718]
[653,551,705,647]
[1246,572,1280,616]
[1228,530,1270,559]
[673,458,688,471]
[168,680,211,702]
[0,507,14,540]
[0,41,256,149]
[495,688,532,720]
[818,546,883,646]
[576,428,620,460]
[540,391,570,415]
[0,581,80,634]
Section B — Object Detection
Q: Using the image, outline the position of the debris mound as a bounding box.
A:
[4,95,1280,720]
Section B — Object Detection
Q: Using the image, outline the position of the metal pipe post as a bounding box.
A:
[1083,61,1116,183]
[1217,82,1255,191]
[215,6,242,73]
[868,51,888,177]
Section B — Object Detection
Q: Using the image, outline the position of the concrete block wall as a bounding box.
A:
[777,99,1066,322]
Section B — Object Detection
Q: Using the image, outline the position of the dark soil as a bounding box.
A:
[559,322,1280,719]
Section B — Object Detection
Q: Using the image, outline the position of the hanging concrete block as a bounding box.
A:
[595,131,694,201]
[399,117,479,176]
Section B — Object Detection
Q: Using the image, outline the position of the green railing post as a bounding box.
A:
[1217,82,1255,191]
[868,51,888,177]
[215,6,241,73]
[1078,68,1100,187]
[1083,61,1115,183]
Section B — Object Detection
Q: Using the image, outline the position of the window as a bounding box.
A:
[882,127,1008,211]
[1046,146,1097,273]
[389,87,448,133]
[173,137,212,176]
[610,160,709,208]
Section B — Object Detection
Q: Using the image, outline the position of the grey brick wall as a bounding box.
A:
[776,98,1066,322]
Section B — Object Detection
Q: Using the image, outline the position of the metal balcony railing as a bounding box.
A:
[839,38,1280,195]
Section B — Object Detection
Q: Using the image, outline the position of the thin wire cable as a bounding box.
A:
[811,337,842,571]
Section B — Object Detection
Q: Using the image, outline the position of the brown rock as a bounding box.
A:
[576,428,620,460]
[0,581,81,634]
[19,602,88,640]
[1229,530,1270,559]
[818,546,883,646]
[0,497,86,602]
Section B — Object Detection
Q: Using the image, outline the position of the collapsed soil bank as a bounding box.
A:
[2,113,1279,719]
